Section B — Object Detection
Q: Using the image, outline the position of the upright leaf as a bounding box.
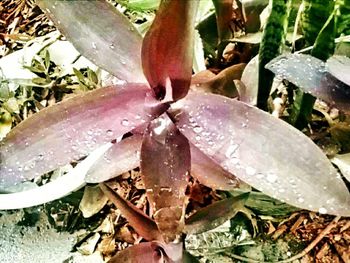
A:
[141,114,190,242]
[257,0,292,110]
[170,91,350,216]
[301,0,334,46]
[212,0,234,58]
[37,0,146,83]
[141,0,199,101]
[0,85,165,187]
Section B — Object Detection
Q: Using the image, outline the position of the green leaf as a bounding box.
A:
[257,0,292,110]
[229,190,300,216]
[126,0,160,10]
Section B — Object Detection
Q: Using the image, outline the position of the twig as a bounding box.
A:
[221,216,341,263]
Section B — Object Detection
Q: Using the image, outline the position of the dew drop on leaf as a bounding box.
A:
[245,166,256,176]
[106,130,113,136]
[266,172,277,183]
[121,118,129,126]
[318,207,327,214]
[193,125,203,133]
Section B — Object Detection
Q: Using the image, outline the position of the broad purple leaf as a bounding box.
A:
[108,242,163,263]
[169,91,350,216]
[141,114,190,242]
[184,193,249,234]
[141,0,199,101]
[99,183,162,241]
[37,0,146,83]
[0,84,166,188]
[190,143,240,190]
[86,131,239,190]
[85,135,143,183]
[266,54,350,112]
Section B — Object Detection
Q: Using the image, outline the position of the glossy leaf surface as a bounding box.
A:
[85,135,143,183]
[100,183,162,241]
[142,0,198,101]
[141,114,190,241]
[0,85,164,188]
[266,54,350,112]
[37,0,146,83]
[170,91,350,216]
[184,193,249,235]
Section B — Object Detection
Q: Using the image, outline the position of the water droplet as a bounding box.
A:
[245,166,256,176]
[318,207,327,214]
[297,197,304,203]
[91,42,97,49]
[256,173,264,179]
[195,135,201,141]
[193,125,203,133]
[121,60,126,65]
[109,43,115,49]
[266,173,277,183]
[121,118,129,126]
[106,130,113,136]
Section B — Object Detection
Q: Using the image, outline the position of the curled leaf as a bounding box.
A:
[170,91,350,216]
[142,0,199,101]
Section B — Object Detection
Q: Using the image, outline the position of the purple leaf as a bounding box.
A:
[169,91,350,216]
[37,0,146,83]
[108,242,163,263]
[0,84,166,187]
[266,54,350,112]
[86,131,239,190]
[184,193,249,234]
[85,135,143,183]
[190,143,240,190]
[141,0,199,101]
[141,114,190,242]
[99,183,162,241]
[212,0,234,43]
